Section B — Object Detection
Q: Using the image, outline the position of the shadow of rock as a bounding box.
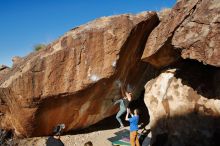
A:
[66,114,120,135]
[151,112,220,146]
[108,129,130,143]
[168,59,220,99]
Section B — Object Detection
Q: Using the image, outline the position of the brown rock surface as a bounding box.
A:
[0,65,10,81]
[0,12,159,137]
[142,0,220,67]
[0,65,10,130]
[157,8,171,21]
[12,56,23,66]
[172,0,220,66]
[144,61,220,146]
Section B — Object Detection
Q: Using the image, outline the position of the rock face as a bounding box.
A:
[0,12,159,137]
[157,8,171,21]
[144,61,220,146]
[141,0,220,145]
[0,65,10,81]
[142,0,220,67]
[12,56,23,66]
[1,1,219,144]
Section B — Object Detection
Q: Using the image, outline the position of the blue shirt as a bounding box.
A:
[129,115,139,131]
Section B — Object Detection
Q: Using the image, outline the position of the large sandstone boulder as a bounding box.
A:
[0,12,159,137]
[141,0,220,145]
[142,0,220,67]
[144,61,220,146]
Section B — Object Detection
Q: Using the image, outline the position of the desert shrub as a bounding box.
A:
[34,44,46,51]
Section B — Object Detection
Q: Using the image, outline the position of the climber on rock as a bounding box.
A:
[113,85,132,128]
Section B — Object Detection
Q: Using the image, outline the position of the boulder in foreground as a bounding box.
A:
[0,12,159,137]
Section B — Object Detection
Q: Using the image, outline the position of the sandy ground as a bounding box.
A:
[16,125,151,146]
[17,126,129,146]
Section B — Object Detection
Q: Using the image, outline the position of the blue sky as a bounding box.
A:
[0,0,176,67]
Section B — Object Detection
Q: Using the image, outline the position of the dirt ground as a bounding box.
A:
[17,126,128,146]
[17,126,151,146]
[16,114,151,146]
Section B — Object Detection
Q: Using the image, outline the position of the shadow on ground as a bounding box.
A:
[108,127,151,146]
[108,129,130,144]
[151,112,220,146]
